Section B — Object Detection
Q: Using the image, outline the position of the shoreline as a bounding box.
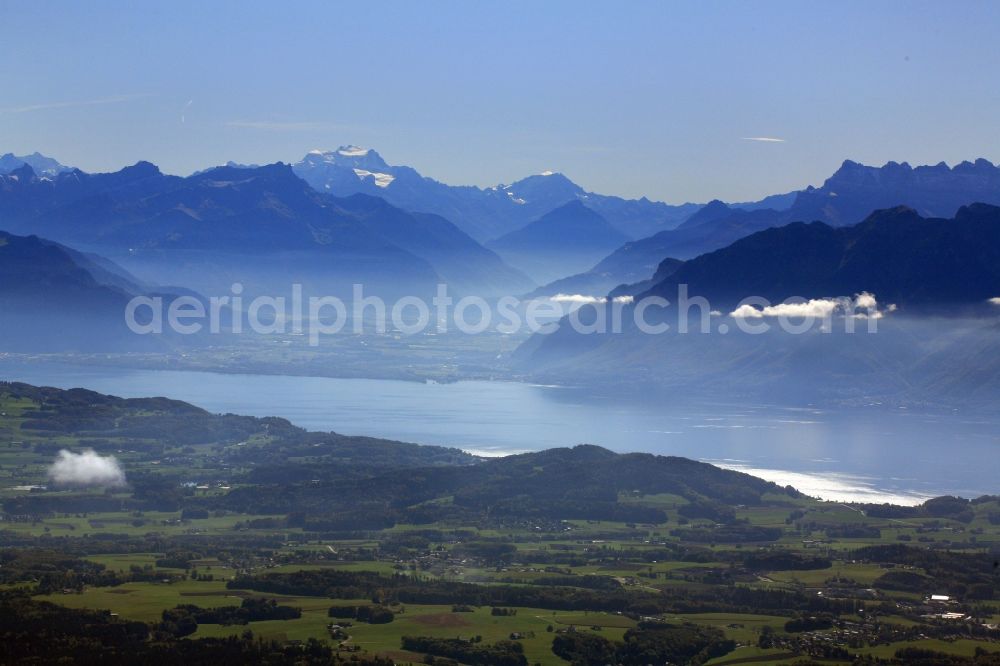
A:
[1,358,993,505]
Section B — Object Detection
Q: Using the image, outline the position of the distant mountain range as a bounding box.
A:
[626,158,1000,262]
[485,201,630,284]
[530,158,1000,297]
[0,161,533,298]
[0,152,73,178]
[5,151,1000,305]
[292,146,699,241]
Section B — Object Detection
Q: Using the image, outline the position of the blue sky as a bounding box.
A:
[2,1,999,202]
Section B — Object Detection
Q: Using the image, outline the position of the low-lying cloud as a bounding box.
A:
[730,292,891,319]
[550,293,634,304]
[731,299,841,319]
[47,449,126,487]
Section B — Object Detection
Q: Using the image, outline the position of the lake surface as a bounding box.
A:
[2,360,997,505]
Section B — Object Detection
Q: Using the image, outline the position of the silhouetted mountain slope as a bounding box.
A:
[0,231,180,351]
[731,189,798,212]
[609,257,686,297]
[486,201,629,284]
[529,256,684,300]
[584,207,782,281]
[0,162,532,297]
[0,232,128,304]
[293,147,698,240]
[676,199,733,229]
[643,204,1000,307]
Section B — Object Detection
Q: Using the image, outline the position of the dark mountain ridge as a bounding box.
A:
[567,158,1000,294]
[0,162,533,298]
[642,203,1000,308]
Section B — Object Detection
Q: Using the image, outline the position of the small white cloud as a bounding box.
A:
[47,449,126,487]
[551,294,605,304]
[742,137,785,143]
[549,294,633,305]
[854,291,878,309]
[730,304,765,319]
[989,297,1000,305]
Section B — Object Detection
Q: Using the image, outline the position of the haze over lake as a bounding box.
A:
[3,360,996,505]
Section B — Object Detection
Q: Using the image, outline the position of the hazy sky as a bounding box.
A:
[2,1,999,202]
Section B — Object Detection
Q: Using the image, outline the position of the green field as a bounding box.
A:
[6,384,1000,665]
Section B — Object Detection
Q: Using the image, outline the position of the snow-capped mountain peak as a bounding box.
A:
[300,146,389,170]
[291,146,696,241]
[337,145,370,157]
[0,151,72,177]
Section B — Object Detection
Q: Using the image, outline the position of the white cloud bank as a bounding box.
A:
[730,292,893,320]
[742,136,785,143]
[989,297,1000,305]
[550,294,634,305]
[731,299,840,319]
[47,449,126,487]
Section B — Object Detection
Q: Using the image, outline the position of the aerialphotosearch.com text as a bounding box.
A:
[125,283,890,345]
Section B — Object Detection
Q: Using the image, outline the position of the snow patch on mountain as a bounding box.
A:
[353,168,395,188]
[338,146,370,157]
